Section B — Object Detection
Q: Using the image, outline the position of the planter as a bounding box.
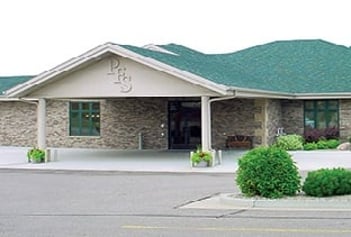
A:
[190,150,215,167]
[192,160,212,167]
[27,148,45,164]
[30,157,43,164]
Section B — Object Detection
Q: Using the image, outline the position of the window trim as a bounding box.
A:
[69,101,101,137]
[303,100,339,130]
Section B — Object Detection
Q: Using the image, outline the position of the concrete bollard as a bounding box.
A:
[218,150,222,165]
[53,149,58,161]
[190,151,194,167]
[45,149,50,163]
[211,150,216,167]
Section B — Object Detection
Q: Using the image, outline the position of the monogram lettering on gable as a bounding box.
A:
[107,57,132,93]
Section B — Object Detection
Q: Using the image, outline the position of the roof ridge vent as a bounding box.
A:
[143,44,179,55]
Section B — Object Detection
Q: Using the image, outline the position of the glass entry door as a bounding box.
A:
[168,101,201,149]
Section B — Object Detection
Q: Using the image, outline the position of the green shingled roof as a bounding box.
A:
[120,40,351,94]
[0,76,34,95]
[2,40,351,97]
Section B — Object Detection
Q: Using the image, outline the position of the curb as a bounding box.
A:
[219,193,351,210]
[0,167,235,175]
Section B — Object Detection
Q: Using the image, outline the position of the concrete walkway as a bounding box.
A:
[0,147,246,173]
[1,146,351,210]
[0,146,350,173]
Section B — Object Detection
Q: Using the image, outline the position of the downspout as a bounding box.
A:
[208,93,237,150]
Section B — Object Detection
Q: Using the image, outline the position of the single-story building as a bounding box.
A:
[1,39,351,152]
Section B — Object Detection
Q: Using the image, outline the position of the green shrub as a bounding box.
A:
[326,139,340,149]
[303,139,340,150]
[236,146,301,198]
[274,134,303,150]
[27,147,45,163]
[316,139,329,149]
[303,142,318,150]
[302,168,351,197]
[191,148,212,166]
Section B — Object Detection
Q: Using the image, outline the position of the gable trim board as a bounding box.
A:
[6,43,231,99]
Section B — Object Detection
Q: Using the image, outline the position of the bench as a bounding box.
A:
[226,135,253,149]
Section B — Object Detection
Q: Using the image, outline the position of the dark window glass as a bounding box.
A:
[304,100,339,130]
[69,102,100,136]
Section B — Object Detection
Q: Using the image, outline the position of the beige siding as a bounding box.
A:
[29,57,220,98]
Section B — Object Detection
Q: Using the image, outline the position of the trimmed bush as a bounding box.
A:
[274,134,304,151]
[326,139,340,149]
[303,139,340,150]
[302,168,351,197]
[303,142,318,150]
[236,146,301,198]
[316,139,329,149]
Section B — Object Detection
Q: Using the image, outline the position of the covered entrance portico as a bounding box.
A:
[7,43,237,155]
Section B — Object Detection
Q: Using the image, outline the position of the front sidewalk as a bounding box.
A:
[0,147,246,173]
[0,146,350,173]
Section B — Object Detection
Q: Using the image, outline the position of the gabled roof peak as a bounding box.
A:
[157,43,205,56]
[142,44,179,55]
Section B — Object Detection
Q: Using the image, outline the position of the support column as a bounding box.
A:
[254,99,268,146]
[201,96,210,151]
[37,98,46,149]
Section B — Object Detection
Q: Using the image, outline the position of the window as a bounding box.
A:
[304,100,339,129]
[69,102,100,136]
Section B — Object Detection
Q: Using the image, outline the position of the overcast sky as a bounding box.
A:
[0,0,350,75]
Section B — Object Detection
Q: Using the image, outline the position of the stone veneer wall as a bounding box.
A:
[253,99,265,146]
[211,99,256,149]
[46,98,168,149]
[265,99,283,145]
[281,100,304,135]
[252,99,285,146]
[47,99,107,148]
[46,100,70,147]
[339,99,351,141]
[5,98,349,149]
[211,98,284,149]
[103,98,168,149]
[0,101,37,146]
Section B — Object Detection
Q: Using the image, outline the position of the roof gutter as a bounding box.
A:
[294,93,351,99]
[19,98,39,105]
[232,87,294,99]
[0,97,38,104]
[230,86,351,100]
